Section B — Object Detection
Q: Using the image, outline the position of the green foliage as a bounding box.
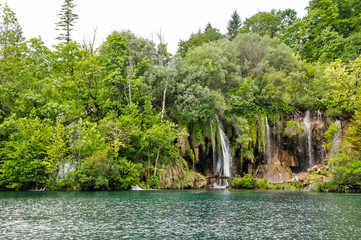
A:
[109,158,142,190]
[323,122,341,150]
[254,178,268,189]
[177,23,225,57]
[327,143,361,186]
[0,116,53,190]
[1,2,361,191]
[227,10,242,40]
[285,120,301,137]
[242,9,297,38]
[75,150,110,190]
[295,0,361,62]
[347,92,361,152]
[55,0,78,44]
[253,178,303,190]
[147,175,160,188]
[232,174,254,189]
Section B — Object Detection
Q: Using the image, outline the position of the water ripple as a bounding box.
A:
[0,190,360,239]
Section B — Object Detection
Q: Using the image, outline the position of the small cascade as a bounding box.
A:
[210,120,217,174]
[214,114,232,188]
[261,116,266,154]
[316,110,326,161]
[304,110,314,167]
[317,110,322,122]
[57,162,76,182]
[130,185,143,190]
[265,117,272,179]
[331,120,342,157]
[278,172,283,183]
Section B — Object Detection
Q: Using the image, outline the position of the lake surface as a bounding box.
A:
[0,190,360,239]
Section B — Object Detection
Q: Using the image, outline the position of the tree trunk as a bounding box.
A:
[160,75,169,122]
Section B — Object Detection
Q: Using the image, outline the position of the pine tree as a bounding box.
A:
[227,10,241,40]
[0,4,24,59]
[55,0,78,44]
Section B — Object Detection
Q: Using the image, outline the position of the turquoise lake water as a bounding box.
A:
[0,190,360,239]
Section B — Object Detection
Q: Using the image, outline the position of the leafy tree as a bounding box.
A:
[347,90,361,152]
[242,10,284,38]
[227,10,242,40]
[108,157,142,190]
[0,116,53,190]
[343,33,361,61]
[323,57,360,114]
[55,0,78,44]
[0,4,26,116]
[177,24,225,57]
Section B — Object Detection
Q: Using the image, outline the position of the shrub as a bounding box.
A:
[254,178,268,189]
[147,175,160,188]
[233,174,254,189]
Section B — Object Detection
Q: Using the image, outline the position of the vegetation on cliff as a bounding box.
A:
[0,0,360,191]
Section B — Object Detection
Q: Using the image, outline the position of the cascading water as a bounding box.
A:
[210,120,217,175]
[304,110,313,167]
[331,120,342,157]
[214,114,232,188]
[317,110,322,122]
[261,117,266,154]
[265,116,272,180]
[57,162,76,182]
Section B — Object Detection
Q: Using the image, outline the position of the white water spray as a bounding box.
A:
[210,120,217,175]
[331,120,342,157]
[265,116,272,179]
[317,110,322,122]
[304,110,313,167]
[214,114,232,188]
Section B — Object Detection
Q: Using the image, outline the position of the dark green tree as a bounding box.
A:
[177,23,224,57]
[227,10,242,40]
[55,0,78,44]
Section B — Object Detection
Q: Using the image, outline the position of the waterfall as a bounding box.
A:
[130,185,143,190]
[210,120,217,175]
[261,117,266,154]
[316,110,326,161]
[265,117,272,179]
[317,110,322,122]
[214,114,232,188]
[57,161,76,182]
[331,120,342,157]
[304,110,313,167]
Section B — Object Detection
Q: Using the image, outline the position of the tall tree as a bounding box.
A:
[55,0,78,44]
[227,10,242,40]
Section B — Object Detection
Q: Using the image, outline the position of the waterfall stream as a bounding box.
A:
[304,110,313,167]
[331,120,342,157]
[210,120,217,177]
[265,117,272,180]
[214,114,232,188]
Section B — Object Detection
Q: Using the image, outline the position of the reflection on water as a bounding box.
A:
[0,190,360,239]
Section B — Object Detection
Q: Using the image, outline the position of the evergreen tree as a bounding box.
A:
[55,0,78,43]
[227,10,242,40]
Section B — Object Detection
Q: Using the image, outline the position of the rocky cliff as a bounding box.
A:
[182,110,347,184]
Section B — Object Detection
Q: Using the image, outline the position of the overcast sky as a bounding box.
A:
[1,0,309,54]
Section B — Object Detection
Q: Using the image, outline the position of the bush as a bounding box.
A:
[147,175,160,188]
[233,174,254,189]
[254,178,268,189]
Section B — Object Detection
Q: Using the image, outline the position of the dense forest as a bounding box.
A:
[0,0,360,191]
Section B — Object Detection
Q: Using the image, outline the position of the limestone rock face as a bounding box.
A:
[254,111,330,183]
[180,110,346,185]
[158,159,207,189]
